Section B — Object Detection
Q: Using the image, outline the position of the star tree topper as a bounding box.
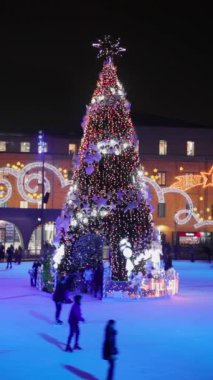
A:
[92,35,126,60]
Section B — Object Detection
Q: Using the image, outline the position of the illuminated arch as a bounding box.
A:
[0,162,72,205]
[142,176,213,228]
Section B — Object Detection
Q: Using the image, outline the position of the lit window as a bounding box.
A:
[187,141,195,156]
[20,201,28,208]
[20,142,30,152]
[157,172,166,186]
[0,141,6,152]
[68,144,76,155]
[159,140,167,155]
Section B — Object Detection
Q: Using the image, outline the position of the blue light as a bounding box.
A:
[38,130,45,154]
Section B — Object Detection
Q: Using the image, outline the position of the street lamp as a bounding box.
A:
[38,130,46,256]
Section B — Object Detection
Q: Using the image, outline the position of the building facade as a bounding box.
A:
[136,122,213,252]
[0,121,212,257]
[0,133,79,256]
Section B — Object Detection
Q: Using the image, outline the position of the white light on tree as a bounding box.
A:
[71,219,78,227]
[119,238,128,247]
[123,247,132,258]
[91,209,98,217]
[53,245,65,269]
[83,217,89,224]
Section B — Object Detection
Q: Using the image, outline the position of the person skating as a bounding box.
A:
[65,294,85,352]
[103,320,118,380]
[93,261,103,299]
[53,272,67,324]
[6,245,14,269]
[32,260,41,287]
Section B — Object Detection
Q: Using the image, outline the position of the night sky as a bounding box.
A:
[0,1,212,136]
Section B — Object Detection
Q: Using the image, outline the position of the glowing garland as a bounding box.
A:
[141,175,213,227]
[171,166,213,190]
[0,178,12,203]
[0,159,212,229]
[0,162,72,205]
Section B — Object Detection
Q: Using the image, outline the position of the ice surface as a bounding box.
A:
[0,260,213,380]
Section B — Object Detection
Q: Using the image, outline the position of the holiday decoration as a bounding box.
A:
[58,37,154,281]
[171,166,213,190]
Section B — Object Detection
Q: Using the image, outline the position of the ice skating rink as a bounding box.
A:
[0,260,213,380]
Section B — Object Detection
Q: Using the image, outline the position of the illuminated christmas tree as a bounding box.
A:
[58,36,153,281]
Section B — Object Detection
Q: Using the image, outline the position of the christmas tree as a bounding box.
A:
[58,36,153,281]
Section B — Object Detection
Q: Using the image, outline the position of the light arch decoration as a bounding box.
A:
[0,162,72,205]
[140,174,213,229]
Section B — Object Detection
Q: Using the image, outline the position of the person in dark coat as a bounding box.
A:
[103,320,118,380]
[17,246,23,264]
[0,243,5,261]
[14,248,19,263]
[32,260,41,287]
[6,245,14,269]
[93,261,103,299]
[52,272,67,324]
[65,294,85,352]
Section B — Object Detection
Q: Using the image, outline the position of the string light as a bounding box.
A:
[59,41,153,280]
[0,162,72,205]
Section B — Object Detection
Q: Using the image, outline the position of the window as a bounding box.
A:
[157,172,166,186]
[0,141,6,152]
[187,141,195,156]
[20,201,28,208]
[159,140,167,155]
[158,203,166,217]
[68,144,76,155]
[20,142,30,152]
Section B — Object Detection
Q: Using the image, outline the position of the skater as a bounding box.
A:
[0,243,5,261]
[83,265,94,293]
[93,261,103,299]
[103,320,118,380]
[52,272,67,324]
[14,248,19,263]
[6,245,14,269]
[65,295,85,352]
[17,246,23,264]
[31,260,41,287]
